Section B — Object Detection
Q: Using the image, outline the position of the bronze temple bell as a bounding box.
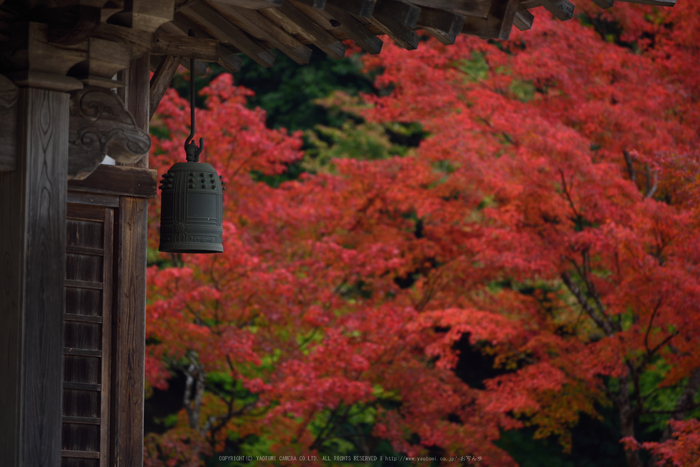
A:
[159,48,225,254]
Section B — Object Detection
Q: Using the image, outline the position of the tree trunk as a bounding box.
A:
[614,375,644,467]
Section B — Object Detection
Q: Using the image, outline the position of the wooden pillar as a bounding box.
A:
[111,53,149,467]
[0,88,69,466]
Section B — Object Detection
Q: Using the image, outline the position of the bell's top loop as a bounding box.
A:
[185,136,204,162]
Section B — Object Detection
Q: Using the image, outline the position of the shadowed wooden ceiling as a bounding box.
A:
[0,0,676,117]
[153,0,675,71]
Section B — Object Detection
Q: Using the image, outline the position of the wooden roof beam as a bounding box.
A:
[160,20,242,74]
[408,0,491,19]
[617,0,675,6]
[150,55,180,120]
[206,0,313,65]
[106,0,173,34]
[6,22,87,91]
[318,1,383,54]
[417,8,465,45]
[326,0,377,18]
[261,1,346,59]
[589,0,614,9]
[513,6,534,30]
[520,0,574,20]
[368,0,421,50]
[210,0,283,7]
[462,0,519,40]
[45,5,102,46]
[541,0,574,21]
[152,31,220,61]
[295,0,328,7]
[178,4,276,67]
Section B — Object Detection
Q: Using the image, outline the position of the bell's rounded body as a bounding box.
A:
[159,161,224,253]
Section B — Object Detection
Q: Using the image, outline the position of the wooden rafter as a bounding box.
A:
[149,54,180,120]
[0,0,678,93]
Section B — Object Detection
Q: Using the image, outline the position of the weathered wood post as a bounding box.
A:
[0,24,81,466]
[111,54,150,467]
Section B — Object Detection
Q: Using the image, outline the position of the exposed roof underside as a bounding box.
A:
[0,0,676,76]
[159,0,675,69]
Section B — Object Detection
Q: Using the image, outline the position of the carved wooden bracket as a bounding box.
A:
[68,87,151,180]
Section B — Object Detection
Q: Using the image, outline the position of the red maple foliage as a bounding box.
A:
[145,3,700,466]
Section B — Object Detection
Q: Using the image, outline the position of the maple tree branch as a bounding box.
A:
[310,406,343,450]
[567,254,620,334]
[644,402,700,415]
[623,151,636,183]
[643,296,664,357]
[204,379,233,409]
[627,360,644,418]
[561,272,616,337]
[645,164,658,198]
[643,331,679,367]
[558,169,586,232]
[651,366,700,462]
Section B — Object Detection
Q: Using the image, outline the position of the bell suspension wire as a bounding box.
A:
[184,29,204,162]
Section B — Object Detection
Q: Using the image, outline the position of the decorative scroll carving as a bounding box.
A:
[68,87,151,180]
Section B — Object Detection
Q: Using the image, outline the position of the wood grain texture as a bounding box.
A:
[462,0,519,39]
[322,2,383,54]
[68,192,120,207]
[212,0,283,7]
[112,60,148,465]
[514,6,534,30]
[589,0,614,9]
[68,165,158,199]
[62,204,115,466]
[409,0,491,18]
[157,21,243,73]
[179,5,277,67]
[0,74,18,171]
[369,0,421,50]
[111,197,148,467]
[150,55,181,120]
[417,8,465,45]
[540,0,575,21]
[326,0,376,18]
[118,55,150,168]
[208,1,313,64]
[99,208,114,467]
[262,2,346,59]
[151,32,219,59]
[0,88,68,467]
[69,87,151,179]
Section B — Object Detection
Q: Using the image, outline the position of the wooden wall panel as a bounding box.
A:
[63,205,114,467]
[0,88,69,467]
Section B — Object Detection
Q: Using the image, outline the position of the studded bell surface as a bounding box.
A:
[159,161,225,253]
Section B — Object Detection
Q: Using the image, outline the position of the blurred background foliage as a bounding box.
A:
[147,13,699,464]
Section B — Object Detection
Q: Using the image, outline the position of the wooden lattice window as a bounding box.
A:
[62,202,114,467]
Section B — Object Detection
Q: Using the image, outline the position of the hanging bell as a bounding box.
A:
[158,159,225,254]
[159,49,225,254]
